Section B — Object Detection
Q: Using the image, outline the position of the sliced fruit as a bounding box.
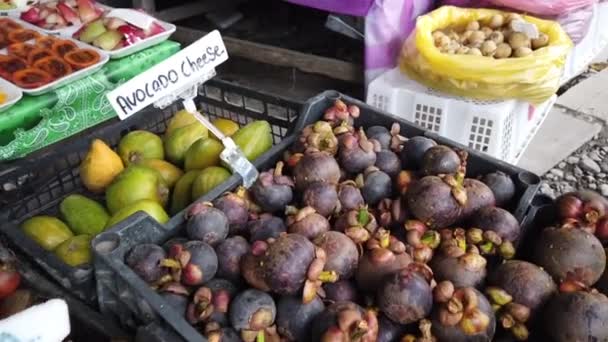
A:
[117,24,144,46]
[34,56,73,78]
[20,8,40,23]
[63,48,100,69]
[78,18,105,43]
[7,29,40,44]
[93,29,122,51]
[105,17,126,30]
[36,36,58,50]
[21,216,74,251]
[144,22,165,37]
[105,199,169,228]
[7,43,35,61]
[27,48,56,65]
[77,0,101,23]
[12,68,53,88]
[0,56,27,81]
[51,39,78,57]
[57,1,80,25]
[54,235,92,267]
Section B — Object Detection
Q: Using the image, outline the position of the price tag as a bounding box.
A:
[106,30,228,120]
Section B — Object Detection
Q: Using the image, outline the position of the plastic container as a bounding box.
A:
[0,76,22,111]
[0,79,302,304]
[91,91,541,341]
[561,2,608,84]
[366,68,556,164]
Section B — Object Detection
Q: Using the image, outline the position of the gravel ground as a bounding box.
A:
[539,63,608,199]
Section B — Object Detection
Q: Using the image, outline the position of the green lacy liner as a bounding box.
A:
[0,41,181,161]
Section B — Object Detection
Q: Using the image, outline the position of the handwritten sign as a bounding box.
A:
[107,30,228,119]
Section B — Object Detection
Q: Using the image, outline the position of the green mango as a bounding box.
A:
[118,130,164,165]
[164,123,208,166]
[105,165,169,214]
[59,194,109,236]
[106,199,170,228]
[210,118,239,140]
[54,235,92,267]
[137,159,184,188]
[191,166,231,200]
[164,110,202,137]
[184,138,224,171]
[232,120,272,161]
[170,170,200,215]
[21,216,74,251]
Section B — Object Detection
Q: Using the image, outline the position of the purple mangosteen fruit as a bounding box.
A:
[126,243,167,284]
[322,280,361,304]
[421,145,462,176]
[166,240,218,286]
[310,301,378,342]
[407,176,464,229]
[358,166,393,206]
[337,181,364,212]
[314,231,359,279]
[323,99,360,127]
[251,161,294,213]
[293,151,341,191]
[338,128,380,174]
[401,136,437,170]
[186,202,229,246]
[469,206,520,242]
[461,179,496,219]
[286,206,330,240]
[375,150,401,177]
[215,236,250,284]
[302,181,339,217]
[481,171,515,207]
[212,189,251,236]
[229,289,277,341]
[247,213,286,243]
[276,295,325,341]
[544,290,608,342]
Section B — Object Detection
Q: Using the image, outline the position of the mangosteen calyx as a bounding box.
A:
[485,286,531,340]
[299,121,339,155]
[465,228,516,260]
[341,207,379,244]
[323,99,360,127]
[435,283,491,336]
[251,161,294,213]
[402,319,436,342]
[303,246,339,304]
[322,307,379,342]
[441,173,468,207]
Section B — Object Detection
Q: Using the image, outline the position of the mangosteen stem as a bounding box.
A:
[377,231,390,249]
[498,241,515,259]
[256,330,265,342]
[160,259,182,269]
[511,323,529,341]
[421,231,441,249]
[319,271,339,283]
[350,320,369,340]
[485,287,513,306]
[274,161,284,177]
[479,241,495,255]
[358,208,371,226]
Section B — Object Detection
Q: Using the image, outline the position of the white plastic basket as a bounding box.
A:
[366,68,556,164]
[561,2,608,84]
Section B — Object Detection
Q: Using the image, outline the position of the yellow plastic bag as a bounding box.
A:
[399,6,573,104]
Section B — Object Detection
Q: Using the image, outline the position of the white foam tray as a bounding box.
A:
[0,75,22,111]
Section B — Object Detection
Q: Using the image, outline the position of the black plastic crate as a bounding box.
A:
[0,79,302,304]
[91,91,541,341]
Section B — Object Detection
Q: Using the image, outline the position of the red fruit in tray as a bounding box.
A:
[57,1,81,25]
[145,22,165,37]
[104,17,126,30]
[0,56,27,81]
[118,24,145,46]
[7,30,41,44]
[12,68,53,89]
[0,263,20,300]
[77,0,101,23]
[34,56,73,79]
[7,43,35,61]
[20,7,41,24]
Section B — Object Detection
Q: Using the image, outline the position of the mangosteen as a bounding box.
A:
[293,151,341,191]
[186,202,229,246]
[311,301,378,342]
[407,176,463,229]
[162,237,188,252]
[598,249,608,295]
[334,207,379,243]
[556,191,608,239]
[322,280,360,303]
[216,236,250,284]
[430,244,487,289]
[206,327,241,342]
[247,213,287,243]
[533,226,606,287]
[126,244,167,284]
[469,207,520,242]
[302,181,339,217]
[356,229,412,292]
[401,136,437,170]
[314,231,359,279]
[323,99,360,127]
[375,198,408,230]
[337,181,365,212]
[431,283,496,342]
[366,125,391,150]
[461,179,496,219]
[276,295,325,341]
[358,166,392,206]
[544,290,608,342]
[213,189,251,236]
[375,150,401,177]
[295,121,339,155]
[376,265,434,324]
[486,260,556,339]
[286,206,330,240]
[159,282,189,317]
[187,283,233,326]
[377,313,409,342]
[167,241,218,286]
[251,161,294,213]
[240,242,270,292]
[421,145,461,176]
[229,289,277,341]
[338,128,380,174]
[261,234,336,302]
[482,171,515,207]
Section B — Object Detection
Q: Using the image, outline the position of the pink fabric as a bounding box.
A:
[284,0,374,16]
[440,0,596,16]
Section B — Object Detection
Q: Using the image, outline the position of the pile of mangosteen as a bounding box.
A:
[125,99,608,342]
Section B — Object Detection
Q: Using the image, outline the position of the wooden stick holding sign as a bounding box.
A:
[106,30,259,187]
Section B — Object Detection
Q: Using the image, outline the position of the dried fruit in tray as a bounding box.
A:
[63,48,99,70]
[0,18,22,33]
[7,29,40,44]
[34,56,72,78]
[20,0,105,31]
[73,15,166,51]
[35,36,58,49]
[0,55,27,81]
[51,39,78,57]
[27,47,55,65]
[7,42,34,60]
[12,68,52,88]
